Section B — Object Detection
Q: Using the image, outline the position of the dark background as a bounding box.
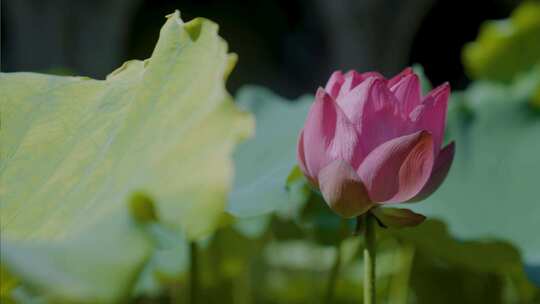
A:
[1,0,522,98]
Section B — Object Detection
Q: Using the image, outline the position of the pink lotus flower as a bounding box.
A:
[297,68,455,218]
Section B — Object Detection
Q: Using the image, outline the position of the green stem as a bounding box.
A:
[324,242,342,304]
[363,213,376,304]
[189,241,199,304]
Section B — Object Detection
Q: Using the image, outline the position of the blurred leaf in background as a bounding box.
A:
[0,12,253,303]
[228,86,359,247]
[415,74,540,264]
[463,1,540,108]
[228,86,312,218]
[415,2,540,265]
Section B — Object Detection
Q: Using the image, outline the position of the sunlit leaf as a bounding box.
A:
[0,11,253,303]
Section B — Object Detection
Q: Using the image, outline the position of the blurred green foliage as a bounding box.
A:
[131,217,539,303]
[463,1,540,107]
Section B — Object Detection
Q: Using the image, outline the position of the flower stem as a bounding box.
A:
[189,241,199,304]
[363,213,376,304]
[324,241,342,304]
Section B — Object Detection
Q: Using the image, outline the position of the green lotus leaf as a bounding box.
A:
[228,86,311,218]
[0,11,253,303]
[415,77,540,265]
